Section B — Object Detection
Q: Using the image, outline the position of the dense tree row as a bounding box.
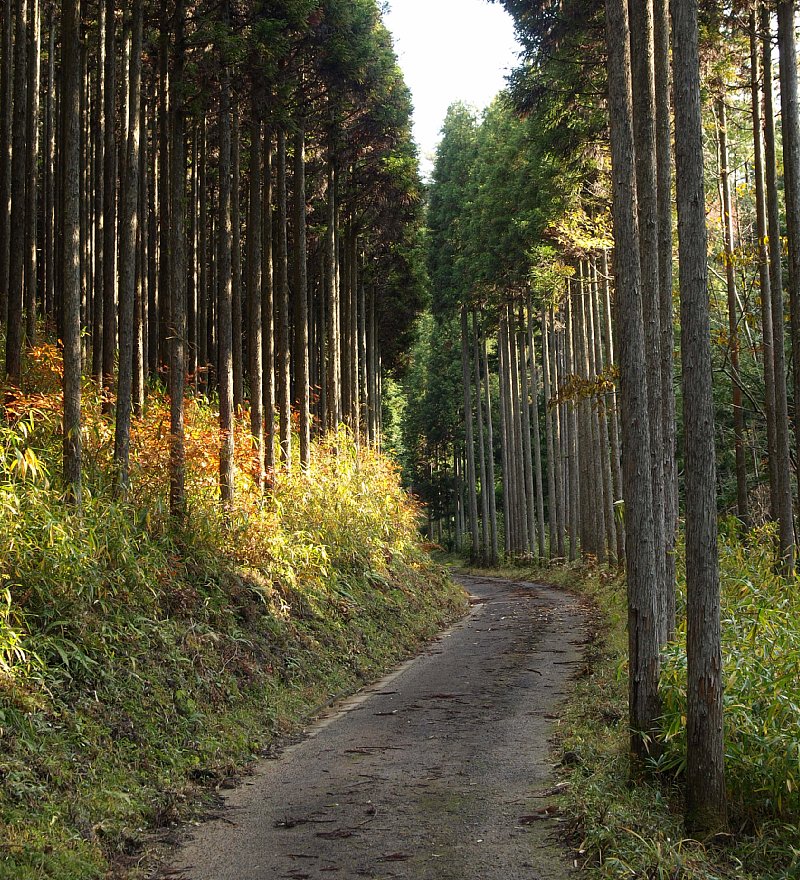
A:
[0,0,424,511]
[411,0,800,835]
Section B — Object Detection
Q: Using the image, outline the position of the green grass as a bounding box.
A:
[475,547,800,880]
[0,375,467,880]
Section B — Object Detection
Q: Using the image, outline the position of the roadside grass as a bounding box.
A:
[457,540,800,880]
[0,344,468,880]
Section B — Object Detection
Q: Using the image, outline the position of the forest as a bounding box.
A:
[0,0,799,877]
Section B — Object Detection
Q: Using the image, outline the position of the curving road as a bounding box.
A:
[161,573,583,880]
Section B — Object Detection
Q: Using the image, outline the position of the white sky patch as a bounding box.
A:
[382,0,521,179]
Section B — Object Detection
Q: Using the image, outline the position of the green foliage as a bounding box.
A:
[0,404,465,880]
[539,545,800,880]
[660,525,800,825]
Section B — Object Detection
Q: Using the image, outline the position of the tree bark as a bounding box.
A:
[232,111,243,413]
[293,125,310,469]
[461,305,481,560]
[6,0,28,383]
[473,311,490,560]
[248,111,263,490]
[275,127,291,469]
[262,131,275,477]
[762,4,795,571]
[169,0,187,519]
[716,98,749,524]
[102,0,116,409]
[777,0,800,533]
[113,0,142,491]
[218,70,235,508]
[630,0,667,640]
[0,0,13,323]
[606,0,660,764]
[23,0,40,344]
[62,0,82,504]
[672,0,727,832]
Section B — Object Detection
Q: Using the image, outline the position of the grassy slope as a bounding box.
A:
[486,549,799,880]
[0,345,467,879]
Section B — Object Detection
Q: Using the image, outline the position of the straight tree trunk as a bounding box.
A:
[473,311,490,560]
[293,125,310,469]
[0,0,13,323]
[262,131,275,476]
[113,0,142,491]
[527,301,546,558]
[630,0,667,641]
[497,312,512,558]
[6,0,28,383]
[762,4,795,571]
[218,70,235,507]
[602,249,625,563]
[606,0,660,764]
[102,0,116,409]
[542,308,559,559]
[461,305,481,559]
[777,0,800,529]
[275,128,291,469]
[325,161,341,429]
[232,112,243,413]
[672,0,727,832]
[481,322,499,564]
[43,9,54,324]
[248,111,264,490]
[62,0,82,504]
[92,1,105,382]
[24,0,40,343]
[518,309,538,556]
[655,0,677,631]
[751,9,779,530]
[169,0,187,519]
[564,288,579,560]
[716,98,749,524]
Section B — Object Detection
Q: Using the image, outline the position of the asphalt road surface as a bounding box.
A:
[161,573,584,880]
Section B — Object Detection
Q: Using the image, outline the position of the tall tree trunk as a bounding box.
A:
[62,0,82,504]
[43,8,54,325]
[275,128,291,469]
[461,305,480,560]
[777,0,800,531]
[606,0,660,764]
[591,261,617,562]
[602,249,625,563]
[564,288,579,560]
[517,310,537,556]
[481,322,499,564]
[23,0,40,343]
[293,125,310,469]
[630,0,667,641]
[169,0,187,519]
[248,111,264,490]
[262,131,275,477]
[0,0,13,323]
[6,0,28,383]
[102,0,116,409]
[218,70,235,507]
[527,301,546,558]
[655,0,677,631]
[716,98,749,524]
[113,0,142,491]
[542,308,559,559]
[325,160,340,429]
[474,311,490,560]
[92,0,105,382]
[157,21,169,369]
[498,312,512,559]
[762,4,795,571]
[672,0,727,832]
[232,111,243,413]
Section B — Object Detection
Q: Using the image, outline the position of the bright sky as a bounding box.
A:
[382,0,521,179]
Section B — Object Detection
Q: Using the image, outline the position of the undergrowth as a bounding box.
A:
[542,535,800,880]
[0,344,467,880]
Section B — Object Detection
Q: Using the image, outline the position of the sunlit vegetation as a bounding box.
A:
[0,343,465,878]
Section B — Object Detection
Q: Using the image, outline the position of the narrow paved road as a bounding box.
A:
[161,574,584,880]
